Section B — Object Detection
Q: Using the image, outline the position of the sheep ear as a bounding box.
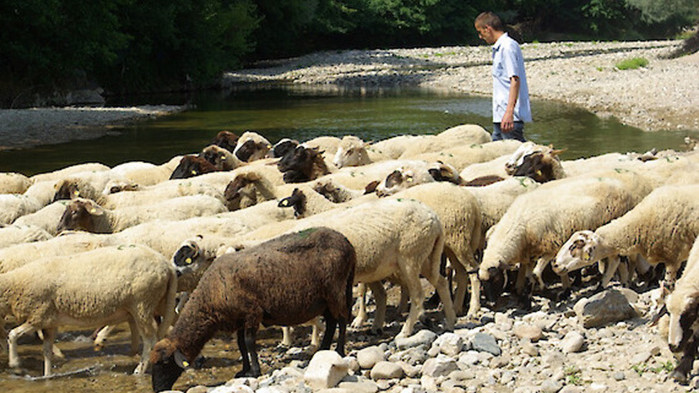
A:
[649,304,668,327]
[173,350,191,369]
[278,196,292,207]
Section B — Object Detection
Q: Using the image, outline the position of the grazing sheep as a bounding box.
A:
[169,155,220,179]
[150,228,355,391]
[56,195,228,234]
[661,237,699,383]
[554,184,699,291]
[1,244,178,376]
[233,131,272,162]
[478,169,654,303]
[236,198,455,337]
[0,172,31,194]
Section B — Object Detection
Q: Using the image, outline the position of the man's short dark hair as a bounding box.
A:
[475,12,504,32]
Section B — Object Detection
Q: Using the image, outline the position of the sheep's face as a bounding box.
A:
[427,162,460,184]
[172,237,202,275]
[505,141,537,174]
[235,138,271,162]
[333,143,368,168]
[170,156,217,180]
[666,292,699,353]
[553,230,599,273]
[102,180,140,195]
[278,146,314,173]
[313,181,343,202]
[211,130,238,153]
[268,139,299,159]
[53,180,81,202]
[278,188,307,218]
[224,177,257,211]
[201,145,232,170]
[57,199,103,233]
[151,339,187,392]
[376,168,413,197]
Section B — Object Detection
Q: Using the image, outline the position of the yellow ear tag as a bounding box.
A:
[191,170,197,175]
[221,155,226,160]
[582,250,591,261]
[535,170,542,177]
[73,190,80,196]
[406,176,413,183]
[90,208,97,213]
[182,361,189,367]
[185,258,192,264]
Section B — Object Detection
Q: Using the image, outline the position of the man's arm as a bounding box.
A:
[501,75,520,132]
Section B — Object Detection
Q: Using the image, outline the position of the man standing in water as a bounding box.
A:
[475,12,531,142]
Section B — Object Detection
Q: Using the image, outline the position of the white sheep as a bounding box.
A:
[12,200,71,236]
[662,236,699,383]
[28,162,111,184]
[397,124,491,159]
[466,176,540,234]
[553,184,699,291]
[0,244,178,376]
[478,169,654,298]
[408,140,522,172]
[0,172,31,194]
[0,224,52,248]
[110,156,182,186]
[235,198,456,337]
[57,195,228,234]
[374,161,461,196]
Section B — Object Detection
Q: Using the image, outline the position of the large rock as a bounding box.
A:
[395,329,438,350]
[470,333,501,356]
[370,361,404,380]
[357,346,385,369]
[436,332,464,356]
[304,350,349,390]
[421,355,458,378]
[573,288,638,328]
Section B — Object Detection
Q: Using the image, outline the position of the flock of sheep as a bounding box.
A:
[0,125,698,391]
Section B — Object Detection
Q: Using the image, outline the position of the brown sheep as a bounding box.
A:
[150,227,356,392]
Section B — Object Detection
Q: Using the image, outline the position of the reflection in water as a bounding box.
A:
[0,85,696,176]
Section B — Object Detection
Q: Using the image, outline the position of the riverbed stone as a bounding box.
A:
[573,288,638,328]
[395,330,438,350]
[304,350,349,390]
[370,361,404,380]
[513,322,544,342]
[357,346,385,369]
[470,332,501,356]
[438,332,464,356]
[422,355,458,378]
[560,331,585,353]
[337,380,380,393]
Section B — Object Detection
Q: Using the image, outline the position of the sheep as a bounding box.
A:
[0,172,31,194]
[465,176,540,234]
[233,131,272,162]
[659,237,699,383]
[0,224,52,248]
[478,169,654,304]
[374,161,461,196]
[235,198,456,337]
[53,176,226,209]
[0,244,178,376]
[268,138,300,158]
[28,162,111,184]
[312,179,377,203]
[397,124,491,159]
[169,155,220,179]
[277,145,332,183]
[333,135,374,168]
[56,195,228,234]
[224,170,295,211]
[12,200,71,236]
[408,140,522,172]
[201,144,245,171]
[553,184,699,293]
[110,156,183,186]
[150,227,356,390]
[210,130,239,153]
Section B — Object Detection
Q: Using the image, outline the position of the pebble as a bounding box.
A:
[560,331,586,353]
[370,361,404,380]
[513,322,544,342]
[357,346,385,369]
[470,333,502,356]
[395,330,438,350]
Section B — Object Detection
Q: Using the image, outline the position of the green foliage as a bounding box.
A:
[564,365,584,385]
[615,57,649,70]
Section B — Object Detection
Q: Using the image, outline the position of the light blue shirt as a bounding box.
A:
[492,33,532,123]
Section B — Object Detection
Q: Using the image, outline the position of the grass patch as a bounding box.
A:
[615,57,649,70]
[564,365,583,385]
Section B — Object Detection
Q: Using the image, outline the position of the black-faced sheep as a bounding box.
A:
[210,130,239,153]
[170,155,220,179]
[150,227,355,391]
[233,131,272,162]
[277,145,332,183]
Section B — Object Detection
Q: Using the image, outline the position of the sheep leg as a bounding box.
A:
[310,317,322,347]
[467,272,482,319]
[423,266,456,332]
[243,328,261,377]
[368,281,387,334]
[41,328,57,376]
[451,259,469,315]
[397,284,409,315]
[600,255,621,288]
[515,266,528,295]
[320,309,337,352]
[617,259,630,287]
[351,283,368,329]
[671,330,699,384]
[235,329,251,377]
[281,326,293,347]
[133,315,158,375]
[8,322,36,369]
[396,274,426,338]
[532,258,548,290]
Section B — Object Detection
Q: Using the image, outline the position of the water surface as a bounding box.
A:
[1,85,696,176]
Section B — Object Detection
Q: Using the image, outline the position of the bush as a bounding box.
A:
[615,57,649,70]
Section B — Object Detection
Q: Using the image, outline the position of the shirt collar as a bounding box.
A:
[492,32,509,51]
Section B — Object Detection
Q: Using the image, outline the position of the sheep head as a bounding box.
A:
[170,156,219,180]
[57,198,105,233]
[102,179,140,195]
[224,175,258,211]
[267,138,299,159]
[53,178,85,202]
[278,145,325,183]
[151,338,189,392]
[333,136,370,168]
[553,230,605,274]
[376,166,425,197]
[278,188,307,218]
[201,144,237,171]
[427,161,462,185]
[210,130,239,153]
[665,289,699,383]
[235,138,271,162]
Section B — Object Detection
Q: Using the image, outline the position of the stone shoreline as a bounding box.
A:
[223,40,699,132]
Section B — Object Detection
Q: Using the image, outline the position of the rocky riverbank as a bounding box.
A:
[223,40,699,132]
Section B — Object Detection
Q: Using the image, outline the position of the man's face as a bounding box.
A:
[476,24,496,44]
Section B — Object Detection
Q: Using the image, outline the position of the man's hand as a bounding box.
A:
[501,111,515,132]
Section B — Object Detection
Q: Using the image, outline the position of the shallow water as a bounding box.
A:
[0,85,697,176]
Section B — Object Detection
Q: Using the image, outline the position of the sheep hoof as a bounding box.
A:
[235,369,260,378]
[556,288,572,302]
[671,370,689,385]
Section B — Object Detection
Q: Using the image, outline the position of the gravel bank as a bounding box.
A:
[223,40,699,132]
[0,105,184,150]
